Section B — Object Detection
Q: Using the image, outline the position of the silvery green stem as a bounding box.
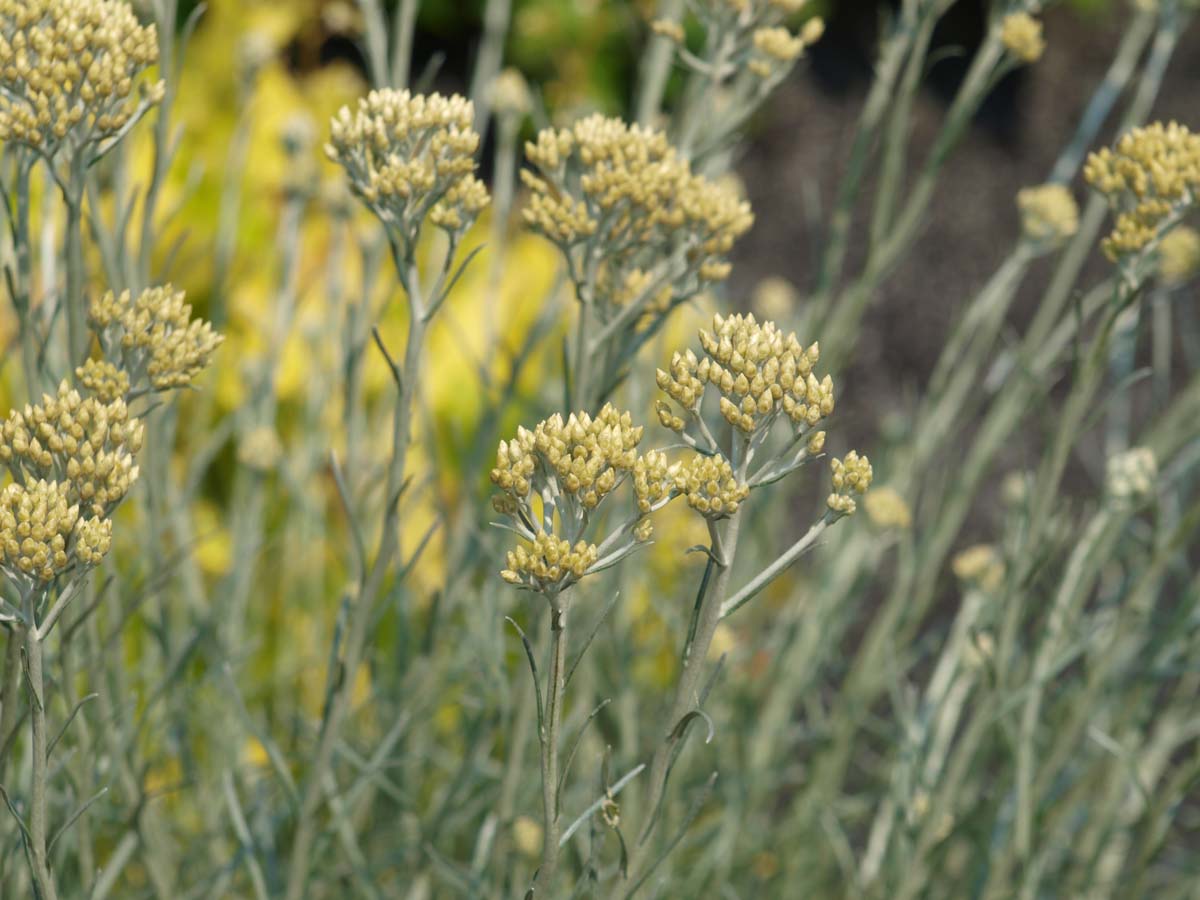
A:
[719,513,833,620]
[617,507,744,898]
[284,246,428,900]
[0,625,20,782]
[64,163,87,367]
[390,0,419,89]
[636,0,683,126]
[537,598,569,891]
[26,620,60,900]
[468,0,512,135]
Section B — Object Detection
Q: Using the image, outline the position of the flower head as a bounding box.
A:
[1017,183,1079,247]
[672,453,749,519]
[89,284,223,391]
[1106,446,1157,502]
[326,89,489,244]
[0,380,141,518]
[0,0,164,157]
[952,543,1005,592]
[1000,12,1045,64]
[827,451,872,515]
[658,313,830,441]
[1084,122,1200,262]
[1158,224,1200,284]
[522,114,753,316]
[500,533,600,592]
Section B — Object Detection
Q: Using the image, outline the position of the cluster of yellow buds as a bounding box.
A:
[0,381,142,518]
[672,453,749,519]
[75,358,129,402]
[827,451,872,515]
[1084,122,1200,262]
[490,404,644,512]
[521,114,753,304]
[326,89,489,243]
[0,0,164,156]
[1158,225,1200,285]
[88,284,223,391]
[749,19,823,77]
[499,533,601,592]
[0,478,105,584]
[653,0,825,80]
[1000,12,1045,64]
[491,405,675,592]
[657,313,831,438]
[1017,183,1079,247]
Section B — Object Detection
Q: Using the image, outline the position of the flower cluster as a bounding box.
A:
[1,381,142,518]
[1017,183,1079,247]
[827,451,873,515]
[522,114,753,317]
[672,453,749,519]
[89,284,223,391]
[0,0,164,156]
[749,19,823,78]
[500,533,600,592]
[656,313,831,439]
[952,543,1005,592]
[0,380,138,588]
[1158,225,1200,285]
[326,89,489,244]
[1084,122,1200,262]
[1000,12,1045,64]
[491,405,671,593]
[1106,446,1157,502]
[0,478,112,584]
[75,357,129,401]
[653,0,825,81]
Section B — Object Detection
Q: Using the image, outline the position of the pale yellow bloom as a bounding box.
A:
[1000,12,1045,64]
[952,544,1005,592]
[1158,225,1200,284]
[1017,183,1079,246]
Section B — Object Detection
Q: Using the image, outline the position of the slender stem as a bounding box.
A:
[537,599,569,890]
[719,514,832,620]
[283,246,428,900]
[26,620,60,900]
[468,0,512,135]
[636,0,683,126]
[617,507,744,897]
[0,626,20,782]
[64,164,87,368]
[390,0,419,90]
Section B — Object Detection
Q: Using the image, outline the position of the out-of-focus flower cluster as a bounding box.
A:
[1000,12,1045,64]
[522,114,753,323]
[0,381,141,588]
[952,543,1005,592]
[1158,224,1200,284]
[89,284,223,392]
[1084,121,1200,263]
[0,0,163,156]
[325,89,489,246]
[656,313,831,439]
[491,405,671,593]
[827,451,873,516]
[1017,183,1079,247]
[652,0,825,81]
[1106,446,1157,502]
